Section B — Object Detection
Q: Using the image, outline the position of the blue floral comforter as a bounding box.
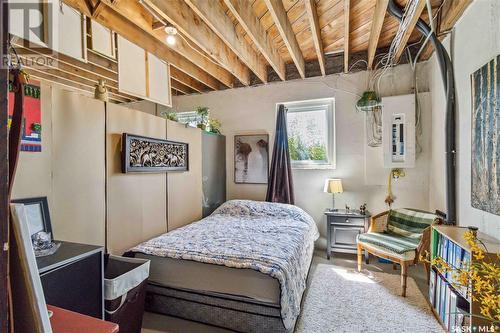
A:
[129,199,319,331]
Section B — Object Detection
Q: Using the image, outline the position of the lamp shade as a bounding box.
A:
[323,178,343,194]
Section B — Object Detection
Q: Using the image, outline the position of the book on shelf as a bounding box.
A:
[429,269,436,307]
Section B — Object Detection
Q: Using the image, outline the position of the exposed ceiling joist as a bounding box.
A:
[151,20,165,31]
[170,66,207,93]
[440,0,472,32]
[171,79,196,95]
[184,0,268,83]
[367,0,388,69]
[142,0,251,86]
[62,0,223,91]
[343,0,350,73]
[224,0,285,81]
[263,0,305,79]
[91,0,105,18]
[304,0,326,76]
[101,0,234,89]
[393,0,427,62]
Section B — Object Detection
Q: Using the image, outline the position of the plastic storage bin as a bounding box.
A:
[104,255,150,333]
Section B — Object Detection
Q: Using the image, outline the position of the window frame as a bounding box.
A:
[282,98,336,170]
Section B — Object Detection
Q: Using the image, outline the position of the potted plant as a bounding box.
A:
[208,117,222,134]
[196,106,209,130]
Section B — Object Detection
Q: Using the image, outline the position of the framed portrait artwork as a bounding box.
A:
[234,134,269,184]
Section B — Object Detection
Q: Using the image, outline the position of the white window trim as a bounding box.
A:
[281,98,336,170]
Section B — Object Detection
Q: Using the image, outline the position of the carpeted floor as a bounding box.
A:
[295,264,442,332]
[142,251,442,333]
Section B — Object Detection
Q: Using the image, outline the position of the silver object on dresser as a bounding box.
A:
[325,210,370,261]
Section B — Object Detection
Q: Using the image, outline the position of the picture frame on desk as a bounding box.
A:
[11,196,53,240]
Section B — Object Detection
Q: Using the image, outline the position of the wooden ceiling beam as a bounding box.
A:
[304,0,326,76]
[184,0,268,83]
[224,0,285,81]
[91,0,105,18]
[100,0,233,89]
[143,0,251,86]
[393,0,426,62]
[151,20,165,31]
[170,66,207,93]
[440,0,472,32]
[343,0,350,73]
[367,0,388,69]
[62,0,223,91]
[263,0,305,79]
[171,79,196,95]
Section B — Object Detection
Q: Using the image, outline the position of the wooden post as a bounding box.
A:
[401,262,408,297]
[357,243,362,272]
[0,0,9,331]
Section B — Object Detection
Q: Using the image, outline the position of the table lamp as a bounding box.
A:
[324,178,343,211]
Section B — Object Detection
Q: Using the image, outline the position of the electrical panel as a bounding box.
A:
[382,94,416,168]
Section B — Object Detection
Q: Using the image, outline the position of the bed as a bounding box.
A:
[126,200,319,333]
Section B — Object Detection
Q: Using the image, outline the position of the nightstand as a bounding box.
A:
[325,210,370,261]
[37,241,104,319]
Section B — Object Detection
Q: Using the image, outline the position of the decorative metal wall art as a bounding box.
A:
[121,133,189,173]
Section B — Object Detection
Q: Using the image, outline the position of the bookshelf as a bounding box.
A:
[429,225,500,332]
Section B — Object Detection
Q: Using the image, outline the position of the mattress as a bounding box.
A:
[134,253,281,304]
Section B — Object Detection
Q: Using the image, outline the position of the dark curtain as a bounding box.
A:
[266,104,294,204]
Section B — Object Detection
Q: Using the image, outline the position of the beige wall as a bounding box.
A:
[12,84,106,246]
[51,88,106,246]
[13,82,203,254]
[166,120,203,231]
[106,104,168,254]
[428,0,500,239]
[173,63,432,249]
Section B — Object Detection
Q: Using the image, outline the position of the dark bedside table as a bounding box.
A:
[325,210,371,261]
[37,241,104,319]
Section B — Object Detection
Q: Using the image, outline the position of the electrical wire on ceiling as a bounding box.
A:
[138,0,223,69]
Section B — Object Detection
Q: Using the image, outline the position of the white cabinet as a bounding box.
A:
[147,52,171,107]
[9,0,86,62]
[117,35,147,98]
[89,20,115,59]
[56,2,86,61]
[117,34,172,106]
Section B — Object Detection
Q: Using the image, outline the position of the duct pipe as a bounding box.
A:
[388,0,457,224]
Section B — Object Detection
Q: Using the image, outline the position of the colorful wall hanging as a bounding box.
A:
[8,82,42,152]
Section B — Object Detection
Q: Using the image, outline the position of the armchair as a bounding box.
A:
[356,209,439,297]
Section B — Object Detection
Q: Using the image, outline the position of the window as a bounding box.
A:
[284,98,335,169]
[175,111,203,127]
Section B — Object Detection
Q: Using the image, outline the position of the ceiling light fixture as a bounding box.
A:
[165,26,177,46]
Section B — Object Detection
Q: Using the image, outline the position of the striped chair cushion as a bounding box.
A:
[386,208,437,239]
[357,232,420,254]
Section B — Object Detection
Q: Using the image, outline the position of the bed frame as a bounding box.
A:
[144,255,314,333]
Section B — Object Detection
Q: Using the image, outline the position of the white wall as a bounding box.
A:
[173,63,431,248]
[428,0,500,239]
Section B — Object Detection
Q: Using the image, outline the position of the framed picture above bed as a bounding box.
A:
[121,133,189,173]
[234,134,269,184]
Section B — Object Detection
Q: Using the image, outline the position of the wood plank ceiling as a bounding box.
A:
[63,0,472,97]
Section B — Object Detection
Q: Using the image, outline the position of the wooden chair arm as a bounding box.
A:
[369,211,389,233]
[416,226,431,262]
